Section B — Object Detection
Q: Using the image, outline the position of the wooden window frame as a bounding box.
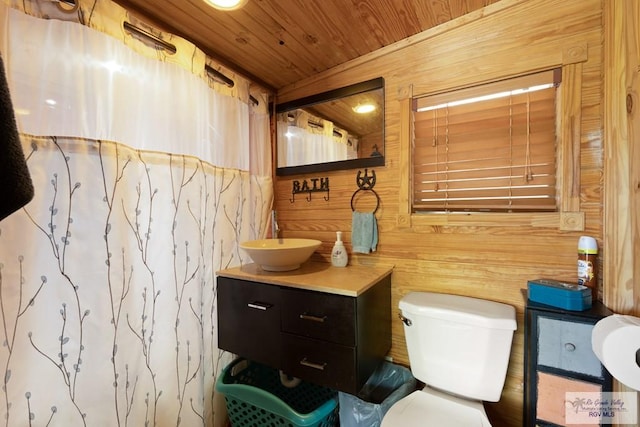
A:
[398,50,588,231]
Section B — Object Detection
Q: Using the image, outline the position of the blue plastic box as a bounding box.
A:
[527,278,592,311]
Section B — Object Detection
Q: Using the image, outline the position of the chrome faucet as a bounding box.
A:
[271,210,280,239]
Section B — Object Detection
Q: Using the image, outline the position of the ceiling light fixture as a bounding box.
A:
[353,103,376,114]
[205,0,248,11]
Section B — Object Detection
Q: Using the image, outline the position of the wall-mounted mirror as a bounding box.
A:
[275,77,385,176]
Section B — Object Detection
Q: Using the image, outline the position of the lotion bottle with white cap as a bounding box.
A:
[331,231,348,267]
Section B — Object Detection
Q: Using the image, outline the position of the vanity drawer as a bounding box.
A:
[281,288,356,346]
[217,277,282,368]
[281,333,357,393]
[537,316,603,378]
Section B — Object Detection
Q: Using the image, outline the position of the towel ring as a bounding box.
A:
[351,188,380,213]
[351,169,380,213]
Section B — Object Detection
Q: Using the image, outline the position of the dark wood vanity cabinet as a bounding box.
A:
[524,299,613,427]
[217,267,391,395]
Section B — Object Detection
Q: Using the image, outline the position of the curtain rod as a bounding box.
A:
[205,64,259,106]
[205,64,234,87]
[120,23,259,107]
[123,21,177,54]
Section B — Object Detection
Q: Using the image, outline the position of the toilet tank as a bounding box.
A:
[399,292,516,402]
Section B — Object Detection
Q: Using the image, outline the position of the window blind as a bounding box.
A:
[412,70,559,213]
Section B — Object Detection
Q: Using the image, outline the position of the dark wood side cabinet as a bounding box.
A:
[217,263,392,395]
[524,298,613,426]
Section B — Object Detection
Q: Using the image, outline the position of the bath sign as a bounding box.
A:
[290,177,329,202]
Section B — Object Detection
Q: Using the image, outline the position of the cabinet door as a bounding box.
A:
[217,277,281,368]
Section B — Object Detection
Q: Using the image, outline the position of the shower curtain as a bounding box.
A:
[276,110,357,168]
[0,2,272,426]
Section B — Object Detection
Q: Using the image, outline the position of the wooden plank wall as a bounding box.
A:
[603,2,640,425]
[274,0,606,425]
[604,1,640,315]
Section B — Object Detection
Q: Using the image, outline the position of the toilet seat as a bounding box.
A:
[381,387,492,427]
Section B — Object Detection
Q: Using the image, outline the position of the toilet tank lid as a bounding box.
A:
[399,292,516,330]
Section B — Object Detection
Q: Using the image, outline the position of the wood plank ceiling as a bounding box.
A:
[112,0,501,91]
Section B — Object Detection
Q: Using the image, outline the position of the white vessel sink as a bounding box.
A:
[239,238,322,271]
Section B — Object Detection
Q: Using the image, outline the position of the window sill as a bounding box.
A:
[397,211,584,230]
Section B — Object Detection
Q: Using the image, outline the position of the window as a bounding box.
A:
[412,70,561,213]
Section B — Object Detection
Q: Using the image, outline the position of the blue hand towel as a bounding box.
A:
[351,211,378,254]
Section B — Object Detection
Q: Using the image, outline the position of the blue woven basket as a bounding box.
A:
[216,358,338,427]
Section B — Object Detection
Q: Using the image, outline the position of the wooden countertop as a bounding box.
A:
[217,262,393,297]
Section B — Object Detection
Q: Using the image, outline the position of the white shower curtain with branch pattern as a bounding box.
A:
[0,3,272,426]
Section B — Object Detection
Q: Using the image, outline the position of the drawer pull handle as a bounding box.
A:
[300,358,327,371]
[564,342,576,352]
[300,313,327,323]
[247,302,272,311]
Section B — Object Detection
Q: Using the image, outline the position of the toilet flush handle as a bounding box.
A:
[399,313,412,326]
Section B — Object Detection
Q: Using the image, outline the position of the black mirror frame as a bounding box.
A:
[275,77,385,177]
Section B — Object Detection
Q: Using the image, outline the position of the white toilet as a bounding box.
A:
[381,292,517,427]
